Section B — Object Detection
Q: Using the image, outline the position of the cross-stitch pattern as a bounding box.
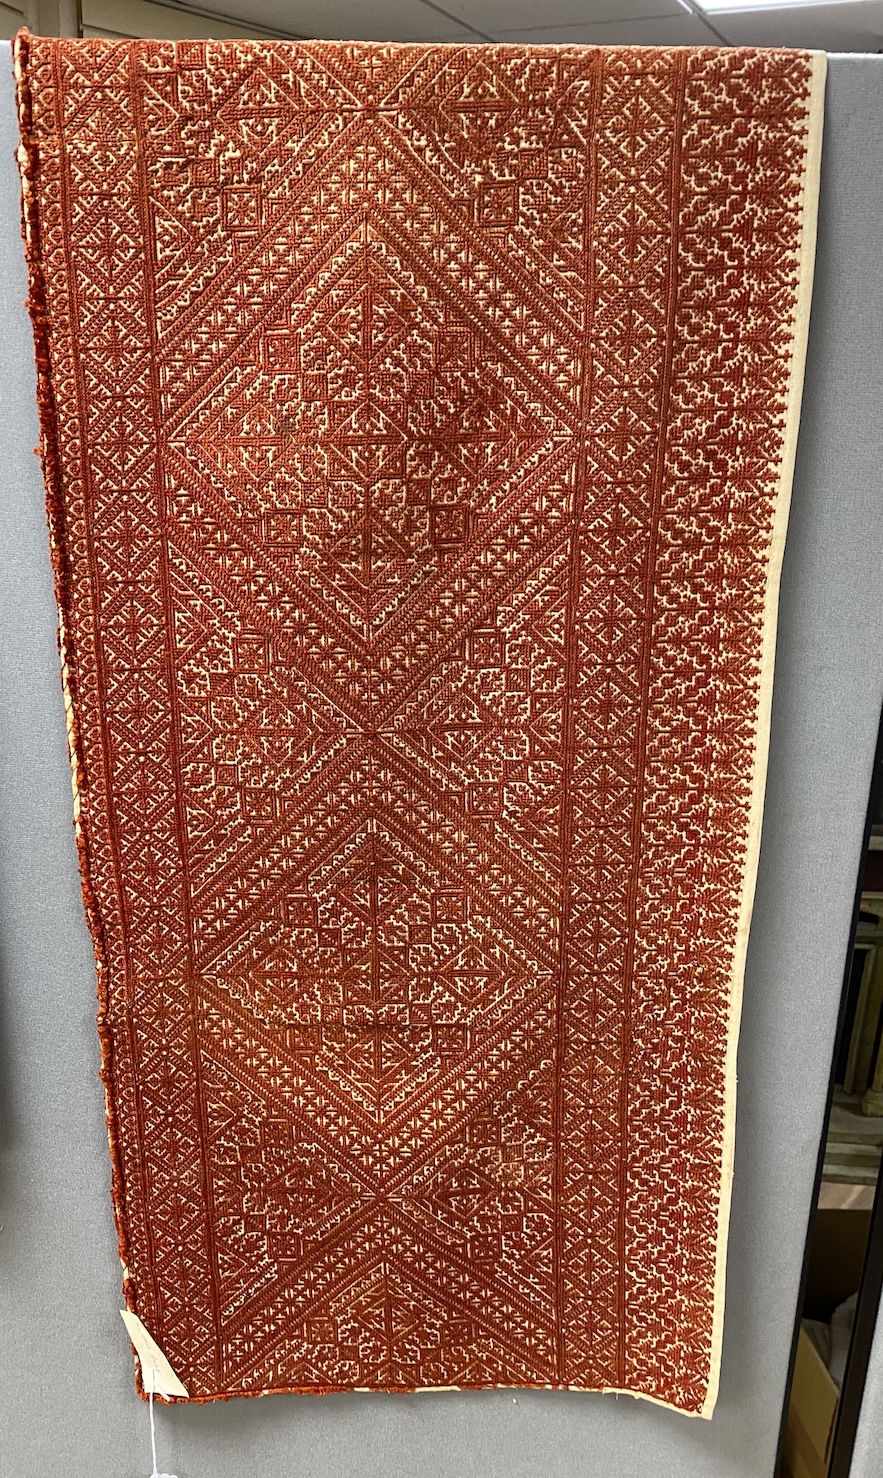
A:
[15,32,823,1414]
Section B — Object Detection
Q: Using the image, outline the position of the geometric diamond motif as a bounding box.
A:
[15,30,823,1415]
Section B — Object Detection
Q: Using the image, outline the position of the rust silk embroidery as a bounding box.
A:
[15,32,824,1415]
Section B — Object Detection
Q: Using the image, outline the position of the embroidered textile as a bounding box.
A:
[15,31,824,1414]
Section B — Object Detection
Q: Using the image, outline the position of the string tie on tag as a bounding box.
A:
[147,1386,178,1478]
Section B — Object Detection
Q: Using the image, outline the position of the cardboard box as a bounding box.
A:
[782,1326,840,1478]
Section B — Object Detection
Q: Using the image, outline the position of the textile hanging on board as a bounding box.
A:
[14,30,825,1416]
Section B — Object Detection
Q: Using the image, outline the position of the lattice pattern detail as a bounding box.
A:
[15,33,818,1413]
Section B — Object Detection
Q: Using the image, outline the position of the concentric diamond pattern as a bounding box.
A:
[16,33,818,1413]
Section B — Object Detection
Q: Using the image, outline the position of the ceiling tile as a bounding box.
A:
[489,13,722,43]
[154,1,481,42]
[712,0,883,52]
[84,0,280,39]
[440,0,684,27]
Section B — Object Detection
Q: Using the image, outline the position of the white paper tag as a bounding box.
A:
[120,1310,189,1400]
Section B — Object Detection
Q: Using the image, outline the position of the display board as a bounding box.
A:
[0,54,880,1478]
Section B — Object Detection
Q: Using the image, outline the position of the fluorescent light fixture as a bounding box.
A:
[696,0,864,9]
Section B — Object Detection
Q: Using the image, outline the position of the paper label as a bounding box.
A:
[120,1310,189,1399]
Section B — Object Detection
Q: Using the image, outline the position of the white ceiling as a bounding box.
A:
[146,0,883,48]
[2,0,881,54]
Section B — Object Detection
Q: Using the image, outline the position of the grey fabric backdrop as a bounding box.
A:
[0,54,881,1478]
[811,61,883,1478]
